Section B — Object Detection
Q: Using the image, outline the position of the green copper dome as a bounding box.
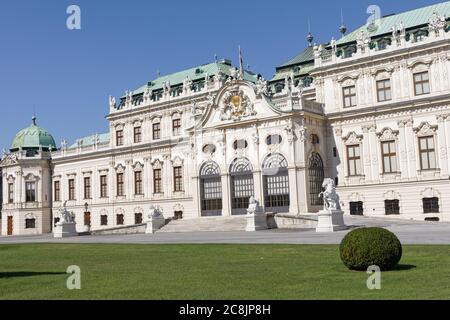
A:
[10,117,57,151]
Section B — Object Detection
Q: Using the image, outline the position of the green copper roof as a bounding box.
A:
[69,133,110,149]
[271,65,315,82]
[126,60,259,97]
[337,1,450,46]
[10,117,57,151]
[276,46,315,69]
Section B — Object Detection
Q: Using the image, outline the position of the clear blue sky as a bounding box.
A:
[0,0,442,151]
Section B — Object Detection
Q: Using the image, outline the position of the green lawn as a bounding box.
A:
[0,244,449,300]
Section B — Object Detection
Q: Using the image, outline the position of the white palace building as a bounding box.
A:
[2,2,450,236]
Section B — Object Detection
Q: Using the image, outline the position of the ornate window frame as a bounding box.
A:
[342,132,364,178]
[376,128,400,176]
[414,122,439,173]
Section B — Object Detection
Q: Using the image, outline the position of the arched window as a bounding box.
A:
[309,152,324,206]
[262,154,290,213]
[230,158,254,215]
[200,162,222,216]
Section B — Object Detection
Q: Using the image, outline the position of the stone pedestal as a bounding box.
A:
[316,209,347,233]
[54,222,78,238]
[246,213,268,232]
[146,216,166,234]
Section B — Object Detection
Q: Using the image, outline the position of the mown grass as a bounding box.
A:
[0,244,449,300]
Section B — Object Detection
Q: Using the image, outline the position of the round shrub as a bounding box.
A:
[340,227,402,271]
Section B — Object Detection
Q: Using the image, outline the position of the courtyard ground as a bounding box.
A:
[0,244,449,300]
[1,216,450,245]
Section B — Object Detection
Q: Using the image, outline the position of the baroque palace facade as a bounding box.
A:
[2,2,450,236]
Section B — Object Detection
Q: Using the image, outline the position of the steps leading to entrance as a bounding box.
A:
[158,216,247,233]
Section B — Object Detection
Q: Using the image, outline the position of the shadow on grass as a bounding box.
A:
[0,272,66,279]
[392,264,417,271]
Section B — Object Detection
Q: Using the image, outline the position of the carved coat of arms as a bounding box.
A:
[220,89,256,121]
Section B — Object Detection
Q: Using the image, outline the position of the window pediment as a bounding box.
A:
[342,132,363,145]
[377,128,399,141]
[414,122,438,136]
[133,162,144,171]
[115,164,126,173]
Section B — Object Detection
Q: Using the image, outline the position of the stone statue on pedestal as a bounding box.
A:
[54,201,77,238]
[319,178,341,211]
[316,178,347,233]
[146,205,165,234]
[245,196,268,232]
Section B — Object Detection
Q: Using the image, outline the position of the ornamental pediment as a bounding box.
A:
[0,154,19,167]
[197,80,280,130]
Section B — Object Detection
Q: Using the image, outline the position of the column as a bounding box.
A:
[288,167,300,215]
[143,157,150,198]
[368,125,379,182]
[192,176,201,217]
[397,120,409,179]
[437,115,449,176]
[361,126,372,181]
[221,173,231,217]
[404,119,417,177]
[253,170,264,210]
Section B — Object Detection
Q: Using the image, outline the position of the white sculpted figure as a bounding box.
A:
[256,76,269,96]
[109,95,116,108]
[143,87,152,102]
[247,196,258,215]
[59,201,75,223]
[148,205,163,219]
[319,178,341,211]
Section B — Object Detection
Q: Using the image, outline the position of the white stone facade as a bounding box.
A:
[2,4,450,236]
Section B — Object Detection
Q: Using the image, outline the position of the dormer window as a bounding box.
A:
[413,30,428,42]
[377,38,391,50]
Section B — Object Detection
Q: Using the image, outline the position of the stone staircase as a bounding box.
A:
[158,216,248,233]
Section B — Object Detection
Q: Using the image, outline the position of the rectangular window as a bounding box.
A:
[347,145,361,176]
[25,182,36,202]
[173,119,181,136]
[54,181,60,202]
[343,85,357,108]
[135,213,143,224]
[84,177,91,199]
[68,179,76,200]
[423,197,439,214]
[116,214,124,225]
[25,218,36,229]
[349,202,364,216]
[134,126,142,143]
[153,169,162,194]
[419,136,436,170]
[333,147,337,158]
[385,200,400,215]
[134,171,143,195]
[414,71,430,96]
[153,123,161,140]
[116,173,124,197]
[116,130,124,146]
[381,141,397,173]
[100,175,108,198]
[8,183,14,203]
[377,79,392,102]
[173,166,183,192]
[101,215,108,226]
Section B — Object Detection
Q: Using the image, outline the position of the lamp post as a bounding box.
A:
[84,202,91,231]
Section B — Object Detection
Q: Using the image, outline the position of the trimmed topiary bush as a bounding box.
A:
[340,227,402,271]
